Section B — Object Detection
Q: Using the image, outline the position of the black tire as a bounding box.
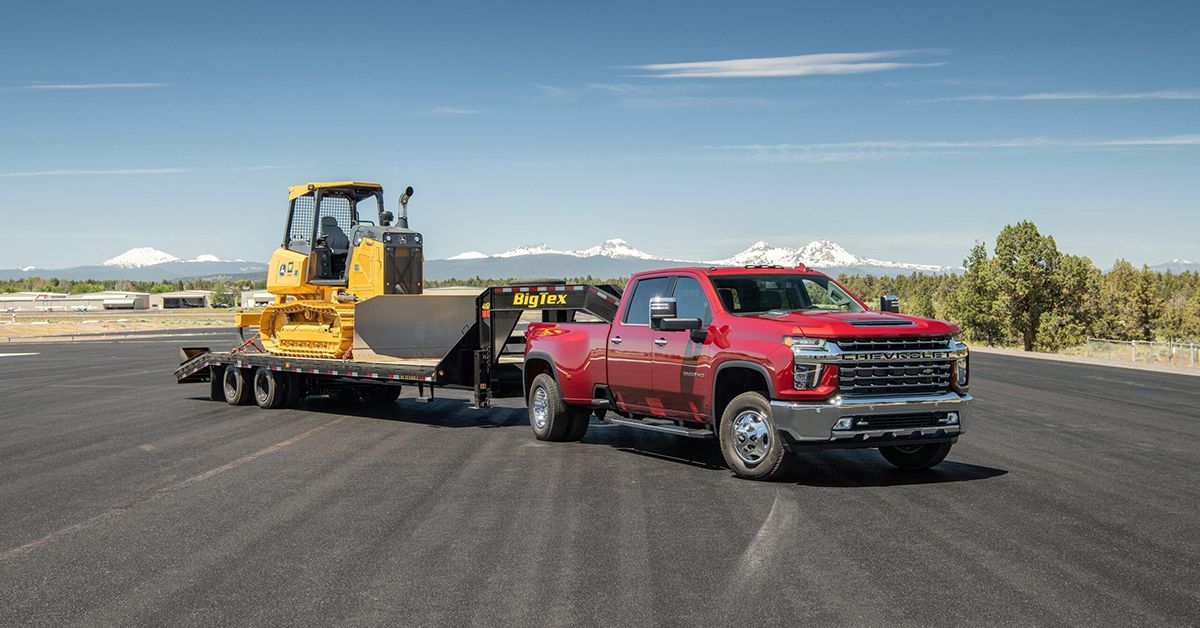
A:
[284,373,304,406]
[528,374,583,442]
[253,367,288,409]
[370,386,402,404]
[209,366,224,401]
[878,443,953,470]
[562,412,590,442]
[223,365,254,406]
[717,391,790,480]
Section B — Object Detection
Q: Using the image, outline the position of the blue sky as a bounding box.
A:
[1,0,1197,268]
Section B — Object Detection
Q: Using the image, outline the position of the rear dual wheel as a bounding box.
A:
[528,374,590,442]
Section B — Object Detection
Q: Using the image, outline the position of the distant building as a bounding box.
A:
[150,290,213,309]
[0,291,150,312]
[240,290,274,308]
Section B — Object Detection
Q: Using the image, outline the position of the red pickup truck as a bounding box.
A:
[523,265,971,480]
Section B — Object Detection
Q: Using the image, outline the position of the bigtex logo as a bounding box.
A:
[512,292,568,308]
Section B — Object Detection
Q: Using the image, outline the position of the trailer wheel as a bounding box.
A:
[223,365,254,406]
[717,391,791,481]
[528,374,579,441]
[209,366,224,401]
[284,373,304,407]
[878,443,952,470]
[253,367,288,409]
[370,386,401,404]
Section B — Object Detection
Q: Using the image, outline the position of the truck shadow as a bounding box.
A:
[189,396,1007,487]
[783,454,1008,488]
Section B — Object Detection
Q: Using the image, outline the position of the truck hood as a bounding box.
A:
[746,309,959,338]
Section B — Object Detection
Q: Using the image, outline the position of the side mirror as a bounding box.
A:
[649,296,676,325]
[879,294,900,313]
[651,296,703,332]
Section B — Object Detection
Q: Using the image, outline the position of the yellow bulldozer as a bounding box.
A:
[235,181,430,360]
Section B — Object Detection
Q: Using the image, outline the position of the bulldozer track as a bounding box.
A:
[258,300,356,359]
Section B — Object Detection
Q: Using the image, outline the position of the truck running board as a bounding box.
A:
[603,416,715,439]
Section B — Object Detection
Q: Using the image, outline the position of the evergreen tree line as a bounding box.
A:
[837,221,1200,350]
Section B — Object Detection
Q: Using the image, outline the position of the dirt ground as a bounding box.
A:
[0,310,235,341]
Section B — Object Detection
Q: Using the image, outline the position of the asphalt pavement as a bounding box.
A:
[0,334,1197,626]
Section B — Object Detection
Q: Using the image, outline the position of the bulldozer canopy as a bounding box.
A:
[288,181,382,201]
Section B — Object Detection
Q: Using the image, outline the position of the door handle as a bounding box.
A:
[610,336,622,344]
[654,338,668,347]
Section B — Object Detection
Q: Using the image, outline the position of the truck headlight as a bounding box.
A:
[956,355,969,387]
[794,363,824,390]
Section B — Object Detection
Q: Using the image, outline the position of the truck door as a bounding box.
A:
[607,276,672,413]
[652,275,714,421]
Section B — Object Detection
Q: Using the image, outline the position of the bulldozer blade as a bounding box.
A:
[352,294,479,361]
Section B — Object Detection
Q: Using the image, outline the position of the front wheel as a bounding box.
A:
[718,391,791,481]
[878,443,953,470]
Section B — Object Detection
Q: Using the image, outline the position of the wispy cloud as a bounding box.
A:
[633,50,946,79]
[0,165,294,177]
[420,106,483,115]
[920,89,1200,102]
[702,135,1200,162]
[535,82,804,109]
[13,82,168,91]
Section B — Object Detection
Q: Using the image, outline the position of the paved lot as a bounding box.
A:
[0,334,1197,626]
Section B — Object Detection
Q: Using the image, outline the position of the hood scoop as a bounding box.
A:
[846,318,916,327]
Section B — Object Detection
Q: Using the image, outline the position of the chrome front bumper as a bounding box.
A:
[770,392,972,445]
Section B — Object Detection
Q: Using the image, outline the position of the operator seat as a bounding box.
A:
[320,216,350,251]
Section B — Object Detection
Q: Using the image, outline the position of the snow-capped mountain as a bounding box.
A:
[1,247,269,281]
[1150,258,1200,273]
[447,251,488,260]
[493,244,571,258]
[103,247,182,268]
[711,240,952,273]
[453,239,661,261]
[576,239,660,260]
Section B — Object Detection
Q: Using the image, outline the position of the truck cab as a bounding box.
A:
[523,265,971,480]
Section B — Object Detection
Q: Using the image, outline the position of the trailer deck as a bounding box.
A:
[175,283,621,408]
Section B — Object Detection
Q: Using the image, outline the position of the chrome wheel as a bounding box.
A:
[732,409,771,465]
[531,386,549,430]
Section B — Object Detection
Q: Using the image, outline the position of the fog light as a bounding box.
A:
[945,412,959,425]
[833,417,854,431]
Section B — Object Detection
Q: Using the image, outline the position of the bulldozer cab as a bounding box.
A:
[284,182,383,285]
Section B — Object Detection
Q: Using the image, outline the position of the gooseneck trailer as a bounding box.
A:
[174,283,621,409]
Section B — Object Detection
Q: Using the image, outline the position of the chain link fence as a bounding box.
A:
[1081,337,1200,369]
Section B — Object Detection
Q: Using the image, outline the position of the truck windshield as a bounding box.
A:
[709,274,865,314]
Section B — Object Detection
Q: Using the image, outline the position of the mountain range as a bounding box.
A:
[426,238,958,280]
[3,241,1197,282]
